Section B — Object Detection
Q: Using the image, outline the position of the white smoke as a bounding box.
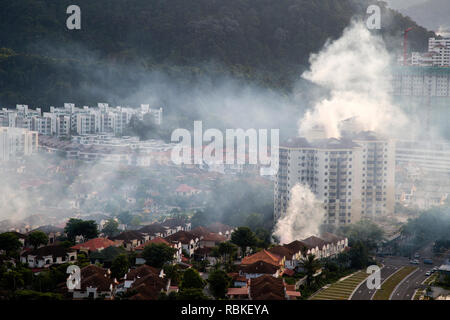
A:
[274,184,326,244]
[298,20,409,140]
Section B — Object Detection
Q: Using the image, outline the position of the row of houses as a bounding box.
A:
[225,232,349,298]
[58,264,176,300]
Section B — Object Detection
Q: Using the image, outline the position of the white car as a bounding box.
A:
[425,271,431,276]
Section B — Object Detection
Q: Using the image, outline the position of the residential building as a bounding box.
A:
[0,127,38,161]
[20,245,77,268]
[110,231,149,251]
[165,231,199,257]
[71,237,118,254]
[275,132,395,226]
[0,103,163,137]
[70,265,115,300]
[396,140,450,175]
[275,137,362,226]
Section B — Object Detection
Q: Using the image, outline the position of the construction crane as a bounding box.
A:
[403,27,414,66]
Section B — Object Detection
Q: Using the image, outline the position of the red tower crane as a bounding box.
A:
[403,27,414,66]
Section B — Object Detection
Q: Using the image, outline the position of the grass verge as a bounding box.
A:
[372,266,417,300]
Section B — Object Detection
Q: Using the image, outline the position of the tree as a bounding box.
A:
[76,252,90,268]
[64,219,99,242]
[142,243,177,268]
[180,268,205,290]
[102,219,119,238]
[299,254,321,286]
[0,232,22,257]
[338,219,384,250]
[216,242,238,264]
[28,231,48,249]
[348,241,370,269]
[110,254,130,279]
[208,269,231,299]
[230,227,257,257]
[163,264,181,285]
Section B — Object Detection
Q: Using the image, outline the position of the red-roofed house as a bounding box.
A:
[133,237,182,263]
[241,250,284,271]
[71,238,118,253]
[175,184,201,196]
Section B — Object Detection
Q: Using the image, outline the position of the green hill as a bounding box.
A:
[0,0,435,108]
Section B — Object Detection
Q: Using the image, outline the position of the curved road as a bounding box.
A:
[352,243,448,300]
[351,257,406,300]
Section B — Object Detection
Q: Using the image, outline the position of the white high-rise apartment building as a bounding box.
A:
[411,38,450,68]
[353,133,395,218]
[0,103,163,137]
[392,66,450,97]
[0,127,38,161]
[274,132,395,227]
[396,140,450,175]
[428,38,450,67]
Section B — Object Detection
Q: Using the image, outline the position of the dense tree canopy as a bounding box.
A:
[142,243,177,268]
[207,270,231,299]
[28,231,49,249]
[64,219,99,242]
[0,0,434,107]
[180,268,206,290]
[0,232,22,257]
[230,227,258,256]
[102,219,119,238]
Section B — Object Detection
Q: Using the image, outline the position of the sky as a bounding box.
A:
[386,0,450,35]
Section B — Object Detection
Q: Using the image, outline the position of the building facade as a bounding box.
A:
[0,126,38,161]
[274,133,395,227]
[0,103,163,137]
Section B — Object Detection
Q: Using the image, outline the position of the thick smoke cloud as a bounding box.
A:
[298,21,409,140]
[273,184,325,244]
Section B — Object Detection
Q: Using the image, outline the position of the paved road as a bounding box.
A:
[351,243,449,300]
[351,256,406,300]
[391,246,448,300]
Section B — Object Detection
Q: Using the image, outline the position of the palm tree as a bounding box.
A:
[299,254,321,286]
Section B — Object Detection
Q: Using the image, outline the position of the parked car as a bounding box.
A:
[410,259,420,265]
[425,271,431,276]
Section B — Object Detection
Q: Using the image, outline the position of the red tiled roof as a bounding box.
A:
[250,275,285,300]
[268,245,295,260]
[201,233,227,242]
[165,231,197,244]
[227,287,248,296]
[302,236,327,248]
[283,240,308,254]
[239,260,280,275]
[241,250,282,266]
[129,273,168,300]
[71,238,116,251]
[191,226,211,237]
[134,237,170,250]
[126,265,160,280]
[175,184,197,193]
